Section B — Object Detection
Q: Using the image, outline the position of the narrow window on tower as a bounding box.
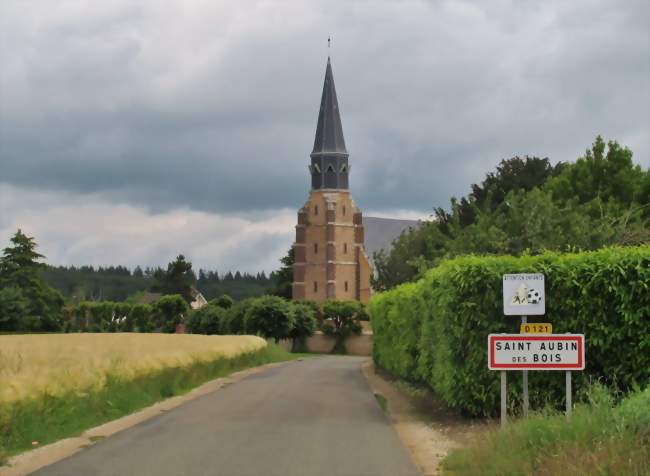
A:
[314,205,319,215]
[345,281,349,292]
[342,205,346,216]
[314,243,318,254]
[343,243,348,254]
[313,281,318,292]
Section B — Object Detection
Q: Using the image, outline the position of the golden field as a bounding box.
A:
[0,333,267,405]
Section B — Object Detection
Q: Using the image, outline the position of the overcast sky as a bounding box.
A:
[1,0,648,272]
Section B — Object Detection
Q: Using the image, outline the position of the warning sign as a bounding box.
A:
[503,274,545,315]
[488,334,584,370]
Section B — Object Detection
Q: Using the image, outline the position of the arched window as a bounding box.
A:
[344,281,349,292]
[313,281,318,292]
[343,243,348,254]
[342,205,346,216]
[314,243,318,254]
[314,205,319,215]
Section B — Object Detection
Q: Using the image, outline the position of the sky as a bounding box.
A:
[1,0,648,273]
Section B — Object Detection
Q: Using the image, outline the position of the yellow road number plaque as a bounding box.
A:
[520,323,552,334]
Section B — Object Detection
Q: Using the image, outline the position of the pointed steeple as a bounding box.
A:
[312,57,347,156]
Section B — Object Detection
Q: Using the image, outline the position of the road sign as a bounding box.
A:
[520,323,552,334]
[503,274,545,315]
[488,334,584,370]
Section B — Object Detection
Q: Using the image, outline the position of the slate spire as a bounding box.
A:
[311,57,347,156]
[309,57,349,190]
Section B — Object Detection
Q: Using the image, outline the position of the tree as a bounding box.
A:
[186,303,226,335]
[151,255,196,303]
[0,230,64,331]
[0,287,30,331]
[289,302,317,352]
[210,294,234,309]
[372,138,649,290]
[221,298,255,334]
[244,295,295,343]
[321,300,364,354]
[151,294,189,333]
[269,248,294,298]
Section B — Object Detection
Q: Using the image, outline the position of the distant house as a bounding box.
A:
[190,288,208,310]
[136,288,208,310]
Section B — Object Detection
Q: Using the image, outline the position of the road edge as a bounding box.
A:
[0,360,294,476]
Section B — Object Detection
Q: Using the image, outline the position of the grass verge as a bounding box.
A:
[441,384,650,475]
[0,343,300,465]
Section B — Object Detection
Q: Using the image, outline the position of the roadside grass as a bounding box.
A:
[442,384,650,476]
[374,392,389,413]
[0,343,300,465]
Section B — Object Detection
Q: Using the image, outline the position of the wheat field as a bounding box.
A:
[0,333,267,405]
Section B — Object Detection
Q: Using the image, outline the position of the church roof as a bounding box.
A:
[311,57,348,156]
[362,217,421,262]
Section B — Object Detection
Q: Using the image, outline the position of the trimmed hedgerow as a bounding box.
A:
[369,245,650,416]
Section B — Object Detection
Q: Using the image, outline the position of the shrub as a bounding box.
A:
[151,295,188,333]
[289,302,317,351]
[244,295,295,343]
[321,300,364,353]
[210,294,234,309]
[186,304,227,335]
[370,246,650,416]
[222,298,254,334]
[129,304,153,332]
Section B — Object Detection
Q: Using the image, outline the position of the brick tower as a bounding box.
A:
[292,58,372,303]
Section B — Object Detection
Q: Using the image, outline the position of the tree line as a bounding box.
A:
[372,136,650,290]
[40,261,273,302]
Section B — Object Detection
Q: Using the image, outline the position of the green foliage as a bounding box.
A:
[0,287,30,331]
[442,385,650,475]
[0,230,64,331]
[151,255,196,304]
[289,302,317,351]
[42,266,271,303]
[374,138,649,290]
[269,248,294,298]
[186,303,227,335]
[244,295,295,343]
[370,246,650,416]
[151,295,189,333]
[210,294,234,309]
[128,304,153,332]
[221,298,254,334]
[321,300,364,353]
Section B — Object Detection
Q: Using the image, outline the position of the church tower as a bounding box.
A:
[292,58,372,303]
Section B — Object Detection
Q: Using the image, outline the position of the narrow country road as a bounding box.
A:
[32,356,421,476]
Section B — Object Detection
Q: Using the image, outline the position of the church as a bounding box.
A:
[291,58,375,304]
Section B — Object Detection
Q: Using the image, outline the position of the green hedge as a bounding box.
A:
[370,246,650,416]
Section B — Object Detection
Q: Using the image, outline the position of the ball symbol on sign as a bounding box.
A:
[527,289,541,304]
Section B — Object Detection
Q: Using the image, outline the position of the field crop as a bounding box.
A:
[0,333,266,405]
[0,333,291,464]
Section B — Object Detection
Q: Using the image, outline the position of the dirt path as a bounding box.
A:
[362,361,491,476]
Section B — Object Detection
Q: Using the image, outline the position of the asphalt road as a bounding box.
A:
[32,356,421,476]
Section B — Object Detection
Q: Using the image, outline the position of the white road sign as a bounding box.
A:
[503,273,545,315]
[488,334,585,370]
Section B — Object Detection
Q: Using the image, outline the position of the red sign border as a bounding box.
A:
[488,334,585,370]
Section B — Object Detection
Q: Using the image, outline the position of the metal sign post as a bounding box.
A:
[501,371,507,428]
[521,316,529,418]
[566,370,572,420]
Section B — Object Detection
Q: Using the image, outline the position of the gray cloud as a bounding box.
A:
[0,0,648,267]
